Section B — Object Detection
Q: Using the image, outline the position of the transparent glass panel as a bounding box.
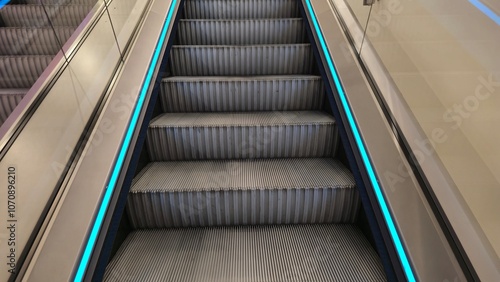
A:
[361,0,500,260]
[106,0,150,50]
[339,0,373,51]
[0,9,120,279]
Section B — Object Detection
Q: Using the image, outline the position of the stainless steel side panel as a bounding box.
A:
[305,0,466,280]
[20,0,176,280]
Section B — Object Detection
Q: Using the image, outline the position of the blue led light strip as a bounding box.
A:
[0,0,10,9]
[304,0,416,281]
[73,0,178,280]
[469,0,500,26]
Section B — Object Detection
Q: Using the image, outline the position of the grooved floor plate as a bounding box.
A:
[182,0,300,19]
[127,159,358,228]
[160,75,324,112]
[146,111,338,161]
[177,19,306,45]
[169,44,314,76]
[104,225,386,282]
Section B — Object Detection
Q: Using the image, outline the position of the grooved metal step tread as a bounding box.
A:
[169,44,314,76]
[182,0,300,19]
[0,88,28,95]
[0,55,53,88]
[0,27,75,55]
[163,75,321,82]
[0,5,93,27]
[150,111,334,127]
[104,225,386,282]
[26,0,97,4]
[147,111,338,161]
[0,89,26,124]
[132,159,354,193]
[177,19,306,45]
[160,75,324,112]
[127,159,358,227]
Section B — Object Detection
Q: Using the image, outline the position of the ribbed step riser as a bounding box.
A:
[147,125,337,161]
[0,5,92,27]
[170,45,314,76]
[0,56,53,88]
[177,19,306,45]
[160,77,324,112]
[104,226,386,282]
[182,0,300,19]
[0,92,25,124]
[128,188,359,228]
[0,27,75,55]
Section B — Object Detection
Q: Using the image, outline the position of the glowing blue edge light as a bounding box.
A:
[469,0,500,26]
[0,0,10,9]
[304,0,416,281]
[73,0,178,280]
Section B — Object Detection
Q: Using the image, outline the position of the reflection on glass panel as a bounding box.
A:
[360,0,500,261]
[0,8,120,280]
[0,1,98,126]
[106,0,149,50]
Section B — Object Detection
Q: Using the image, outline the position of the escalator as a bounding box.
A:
[0,0,97,124]
[102,0,387,280]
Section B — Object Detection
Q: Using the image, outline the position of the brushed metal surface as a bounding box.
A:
[104,225,385,282]
[169,44,314,76]
[177,19,306,45]
[160,75,324,112]
[182,0,300,19]
[146,111,338,160]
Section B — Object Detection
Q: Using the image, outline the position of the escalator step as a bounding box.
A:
[0,27,75,55]
[160,75,324,112]
[170,44,314,76]
[0,5,93,27]
[183,0,300,19]
[127,158,358,228]
[177,19,306,45]
[0,55,53,88]
[146,111,338,161]
[26,0,97,4]
[104,225,385,282]
[0,88,26,124]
